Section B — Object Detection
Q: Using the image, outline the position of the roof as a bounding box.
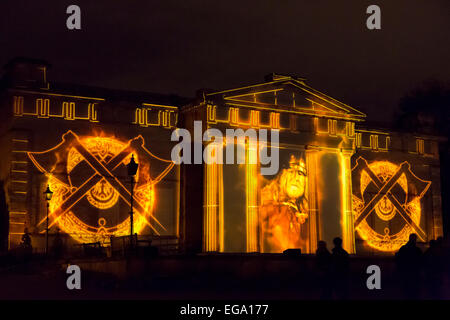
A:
[3,57,52,70]
[47,82,191,106]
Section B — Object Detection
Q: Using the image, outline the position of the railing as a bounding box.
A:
[109,234,179,257]
[139,235,180,256]
[109,234,137,257]
[9,233,180,258]
[81,241,106,257]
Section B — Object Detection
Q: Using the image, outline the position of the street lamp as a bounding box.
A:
[43,184,53,255]
[127,154,138,247]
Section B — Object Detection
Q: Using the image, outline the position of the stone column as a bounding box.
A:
[203,145,223,252]
[341,150,356,254]
[306,148,319,254]
[246,142,259,252]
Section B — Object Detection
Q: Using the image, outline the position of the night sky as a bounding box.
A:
[1,0,449,125]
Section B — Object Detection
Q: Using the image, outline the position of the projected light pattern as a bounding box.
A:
[352,157,431,252]
[260,155,308,252]
[28,130,174,243]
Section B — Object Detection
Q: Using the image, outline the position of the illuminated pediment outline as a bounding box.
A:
[206,74,366,122]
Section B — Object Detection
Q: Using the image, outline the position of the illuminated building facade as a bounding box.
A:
[0,59,444,255]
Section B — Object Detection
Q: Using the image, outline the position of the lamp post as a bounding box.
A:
[43,184,53,255]
[127,154,138,247]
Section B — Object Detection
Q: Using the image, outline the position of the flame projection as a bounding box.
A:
[260,155,308,252]
[352,157,431,252]
[28,130,174,243]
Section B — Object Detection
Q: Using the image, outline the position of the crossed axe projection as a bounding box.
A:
[30,131,172,235]
[353,157,430,241]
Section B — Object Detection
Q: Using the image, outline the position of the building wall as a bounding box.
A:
[182,96,359,254]
[181,86,444,255]
[0,63,444,256]
[352,128,443,254]
[0,86,181,251]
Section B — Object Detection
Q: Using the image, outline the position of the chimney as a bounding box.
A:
[264,73,306,82]
[3,57,50,89]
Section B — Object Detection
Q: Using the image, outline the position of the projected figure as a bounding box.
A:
[260,155,308,252]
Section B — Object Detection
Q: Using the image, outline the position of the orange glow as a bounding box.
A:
[28,130,174,244]
[14,96,99,122]
[352,158,431,252]
[260,155,308,252]
[204,143,223,252]
[246,142,258,252]
[340,152,355,254]
[133,106,176,128]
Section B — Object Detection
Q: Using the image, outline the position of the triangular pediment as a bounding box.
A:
[206,75,366,121]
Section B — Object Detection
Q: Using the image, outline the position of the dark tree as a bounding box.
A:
[395,80,450,237]
[395,80,450,136]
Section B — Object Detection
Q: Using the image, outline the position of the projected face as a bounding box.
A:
[281,156,307,199]
[260,154,308,253]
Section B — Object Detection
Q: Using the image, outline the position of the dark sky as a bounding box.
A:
[1,0,449,124]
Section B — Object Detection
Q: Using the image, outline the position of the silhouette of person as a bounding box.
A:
[437,236,450,299]
[315,240,332,299]
[423,239,443,299]
[20,228,32,258]
[331,237,349,299]
[21,228,31,245]
[395,233,423,299]
[52,228,64,259]
[21,228,32,248]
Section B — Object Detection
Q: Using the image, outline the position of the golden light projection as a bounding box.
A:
[260,155,308,252]
[246,142,258,252]
[352,157,431,252]
[28,130,174,243]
